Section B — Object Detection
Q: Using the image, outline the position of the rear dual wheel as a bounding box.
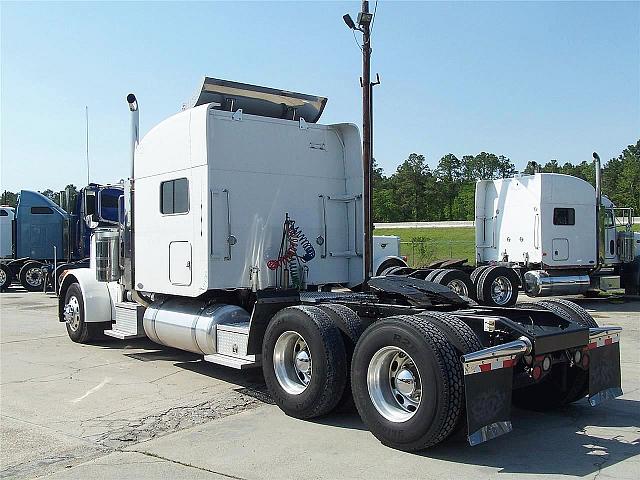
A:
[262,305,349,419]
[476,266,520,307]
[351,315,464,451]
[19,261,45,292]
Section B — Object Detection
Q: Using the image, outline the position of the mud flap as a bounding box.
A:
[587,330,622,406]
[463,355,517,446]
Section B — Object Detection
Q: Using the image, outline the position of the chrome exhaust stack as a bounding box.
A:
[122,94,139,292]
[593,152,604,269]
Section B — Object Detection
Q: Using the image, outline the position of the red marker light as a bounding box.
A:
[532,365,542,380]
[582,354,590,369]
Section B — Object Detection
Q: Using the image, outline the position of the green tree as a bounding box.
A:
[435,153,462,220]
[390,153,433,222]
[0,191,17,207]
[523,161,539,174]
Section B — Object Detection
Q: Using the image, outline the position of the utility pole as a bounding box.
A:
[343,1,377,282]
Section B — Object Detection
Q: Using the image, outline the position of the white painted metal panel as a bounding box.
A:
[169,241,192,286]
[131,103,363,297]
[476,173,597,268]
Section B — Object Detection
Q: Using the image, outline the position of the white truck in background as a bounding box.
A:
[469,154,640,305]
[395,156,640,307]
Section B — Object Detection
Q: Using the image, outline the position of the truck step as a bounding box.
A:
[112,302,145,337]
[103,329,146,340]
[203,353,261,369]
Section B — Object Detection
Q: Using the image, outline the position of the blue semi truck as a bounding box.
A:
[0,184,122,291]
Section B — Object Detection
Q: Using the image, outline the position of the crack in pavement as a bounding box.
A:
[125,450,250,480]
[90,390,263,448]
[1,388,270,479]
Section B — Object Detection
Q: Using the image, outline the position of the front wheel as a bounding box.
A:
[64,283,95,343]
[19,261,44,292]
[351,315,463,451]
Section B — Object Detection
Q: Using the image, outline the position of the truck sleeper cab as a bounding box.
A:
[57,78,623,452]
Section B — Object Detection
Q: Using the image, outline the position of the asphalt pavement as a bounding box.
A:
[1,289,638,479]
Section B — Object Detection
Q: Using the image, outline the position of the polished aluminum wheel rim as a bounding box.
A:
[367,346,422,422]
[491,276,513,305]
[273,331,312,395]
[447,279,469,296]
[25,267,43,288]
[64,296,81,332]
[0,269,6,286]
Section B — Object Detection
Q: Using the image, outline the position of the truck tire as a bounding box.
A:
[63,283,94,343]
[434,269,475,300]
[376,259,408,276]
[470,265,491,285]
[351,315,463,451]
[512,299,598,410]
[0,264,12,291]
[19,261,44,292]
[317,303,366,412]
[425,268,444,282]
[408,268,433,280]
[417,311,483,435]
[262,305,347,419]
[476,266,519,307]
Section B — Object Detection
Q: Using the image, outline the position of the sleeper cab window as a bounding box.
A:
[553,207,575,226]
[31,206,53,215]
[160,178,189,215]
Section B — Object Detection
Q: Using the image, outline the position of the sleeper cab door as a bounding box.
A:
[161,177,192,286]
[550,207,573,263]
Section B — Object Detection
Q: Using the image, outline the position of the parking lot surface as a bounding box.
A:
[1,290,638,479]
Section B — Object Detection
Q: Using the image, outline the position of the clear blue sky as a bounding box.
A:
[2,1,638,193]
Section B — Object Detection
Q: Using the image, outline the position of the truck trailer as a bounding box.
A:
[57,78,622,451]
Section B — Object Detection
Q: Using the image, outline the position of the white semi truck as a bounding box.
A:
[58,78,622,451]
[401,163,640,308]
[468,162,640,306]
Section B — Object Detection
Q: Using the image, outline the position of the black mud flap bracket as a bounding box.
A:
[461,337,532,446]
[587,327,623,406]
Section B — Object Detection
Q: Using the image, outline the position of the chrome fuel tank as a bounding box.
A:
[524,270,590,297]
[143,298,250,355]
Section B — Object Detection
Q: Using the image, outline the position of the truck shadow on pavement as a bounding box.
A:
[91,330,638,477]
[418,398,639,477]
